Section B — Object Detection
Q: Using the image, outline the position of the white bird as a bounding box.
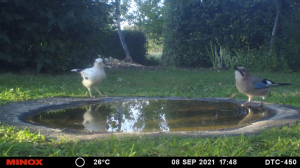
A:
[82,104,107,131]
[234,66,291,107]
[71,58,106,98]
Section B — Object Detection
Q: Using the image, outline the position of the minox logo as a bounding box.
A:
[6,159,43,166]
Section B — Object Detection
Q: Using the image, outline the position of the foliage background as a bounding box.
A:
[0,0,148,72]
[1,0,300,72]
[162,0,300,71]
[0,0,112,72]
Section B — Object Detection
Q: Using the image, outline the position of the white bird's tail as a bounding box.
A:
[71,69,83,73]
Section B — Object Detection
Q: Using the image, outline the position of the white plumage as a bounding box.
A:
[82,104,107,131]
[71,58,106,98]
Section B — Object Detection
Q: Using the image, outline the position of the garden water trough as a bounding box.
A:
[1,97,300,140]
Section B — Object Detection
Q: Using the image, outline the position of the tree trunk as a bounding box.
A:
[270,0,281,53]
[115,0,131,62]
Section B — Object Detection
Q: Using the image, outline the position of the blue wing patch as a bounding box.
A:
[254,82,267,89]
[254,79,276,89]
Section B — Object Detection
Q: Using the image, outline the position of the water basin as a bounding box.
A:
[26,99,268,132]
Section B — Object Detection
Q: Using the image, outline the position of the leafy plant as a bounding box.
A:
[220,46,238,69]
[206,42,237,70]
[234,49,250,68]
[233,47,290,72]
[206,43,222,69]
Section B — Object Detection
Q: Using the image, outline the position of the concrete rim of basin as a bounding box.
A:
[1,97,300,140]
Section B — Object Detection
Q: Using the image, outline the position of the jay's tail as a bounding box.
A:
[266,83,291,87]
[275,83,292,86]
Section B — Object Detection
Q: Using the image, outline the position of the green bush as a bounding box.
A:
[162,0,274,68]
[0,0,112,73]
[279,1,300,72]
[161,0,300,71]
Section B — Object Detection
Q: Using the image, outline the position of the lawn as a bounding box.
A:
[0,68,300,156]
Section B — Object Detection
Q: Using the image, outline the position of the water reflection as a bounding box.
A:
[82,104,108,131]
[27,99,268,132]
[237,106,266,126]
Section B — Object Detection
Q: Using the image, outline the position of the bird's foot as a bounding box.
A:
[98,95,107,97]
[90,96,95,99]
[98,93,107,97]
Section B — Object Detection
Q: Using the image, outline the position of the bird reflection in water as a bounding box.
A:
[238,106,266,126]
[82,103,123,132]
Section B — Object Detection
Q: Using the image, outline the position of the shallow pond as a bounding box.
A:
[26,99,268,132]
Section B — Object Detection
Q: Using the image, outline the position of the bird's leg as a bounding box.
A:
[87,88,95,98]
[95,103,102,111]
[259,96,265,107]
[241,97,252,107]
[94,87,106,97]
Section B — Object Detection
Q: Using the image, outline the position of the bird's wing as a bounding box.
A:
[252,77,277,89]
[81,68,96,80]
[81,67,105,81]
[250,75,291,89]
[71,68,94,80]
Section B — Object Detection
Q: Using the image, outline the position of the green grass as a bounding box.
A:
[1,68,300,156]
